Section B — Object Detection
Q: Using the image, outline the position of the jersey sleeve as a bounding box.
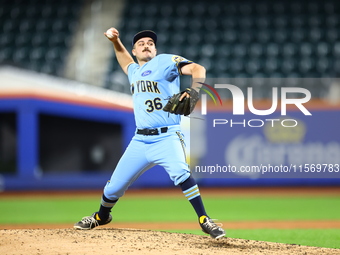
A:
[161,54,193,82]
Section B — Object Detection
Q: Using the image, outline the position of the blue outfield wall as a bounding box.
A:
[190,107,340,187]
[0,97,135,191]
[1,98,339,191]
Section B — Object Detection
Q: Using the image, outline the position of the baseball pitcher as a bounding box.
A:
[74,28,225,239]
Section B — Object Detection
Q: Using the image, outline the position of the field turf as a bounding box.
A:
[0,189,339,249]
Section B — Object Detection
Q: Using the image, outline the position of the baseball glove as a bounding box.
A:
[163,88,199,116]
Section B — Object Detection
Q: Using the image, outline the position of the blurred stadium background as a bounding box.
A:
[0,0,340,191]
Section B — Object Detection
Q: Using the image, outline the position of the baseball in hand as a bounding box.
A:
[106,29,114,39]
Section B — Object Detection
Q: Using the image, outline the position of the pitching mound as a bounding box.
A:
[1,228,339,255]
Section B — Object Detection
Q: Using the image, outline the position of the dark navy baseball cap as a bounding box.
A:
[132,30,157,46]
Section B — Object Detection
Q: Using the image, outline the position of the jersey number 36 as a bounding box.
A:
[145,97,162,113]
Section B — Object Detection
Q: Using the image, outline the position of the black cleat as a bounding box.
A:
[199,215,226,239]
[74,212,112,230]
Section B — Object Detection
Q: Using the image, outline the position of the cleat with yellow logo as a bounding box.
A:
[74,212,112,230]
[199,215,226,239]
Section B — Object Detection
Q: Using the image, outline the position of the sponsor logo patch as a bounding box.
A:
[141,70,152,76]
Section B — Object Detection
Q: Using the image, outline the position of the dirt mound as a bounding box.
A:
[1,228,339,255]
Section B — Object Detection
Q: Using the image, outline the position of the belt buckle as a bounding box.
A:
[149,129,158,135]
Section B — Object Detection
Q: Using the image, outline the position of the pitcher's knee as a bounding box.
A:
[173,171,191,186]
[103,180,128,200]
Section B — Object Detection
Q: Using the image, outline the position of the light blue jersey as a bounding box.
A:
[127,54,192,129]
[103,54,193,198]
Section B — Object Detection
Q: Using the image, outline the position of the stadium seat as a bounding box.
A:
[12,46,30,65]
[239,17,253,30]
[248,43,264,58]
[333,42,340,57]
[183,45,199,60]
[281,58,298,75]
[207,3,222,17]
[220,17,237,30]
[232,44,247,58]
[19,19,36,34]
[326,28,339,42]
[0,32,15,48]
[31,33,50,47]
[159,4,174,17]
[0,0,82,76]
[255,3,269,15]
[245,58,263,75]
[176,4,190,17]
[229,58,245,74]
[103,0,340,96]
[316,42,331,57]
[156,19,172,31]
[264,57,280,74]
[29,46,47,62]
[192,2,206,16]
[273,16,288,29]
[186,32,203,45]
[255,16,270,29]
[316,57,332,74]
[326,15,338,27]
[282,43,298,57]
[298,57,315,74]
[256,29,271,43]
[217,44,232,58]
[143,5,158,17]
[239,30,254,44]
[14,32,33,48]
[238,3,253,15]
[265,43,281,57]
[214,56,230,74]
[290,28,306,43]
[272,2,286,14]
[0,47,14,62]
[201,44,216,58]
[222,30,237,43]
[299,42,314,57]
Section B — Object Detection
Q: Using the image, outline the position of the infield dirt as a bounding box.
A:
[1,228,340,255]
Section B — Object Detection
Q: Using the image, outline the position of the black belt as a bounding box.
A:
[137,127,168,135]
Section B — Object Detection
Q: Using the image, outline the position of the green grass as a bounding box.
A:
[1,196,339,223]
[115,197,340,221]
[168,229,340,249]
[0,195,339,249]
